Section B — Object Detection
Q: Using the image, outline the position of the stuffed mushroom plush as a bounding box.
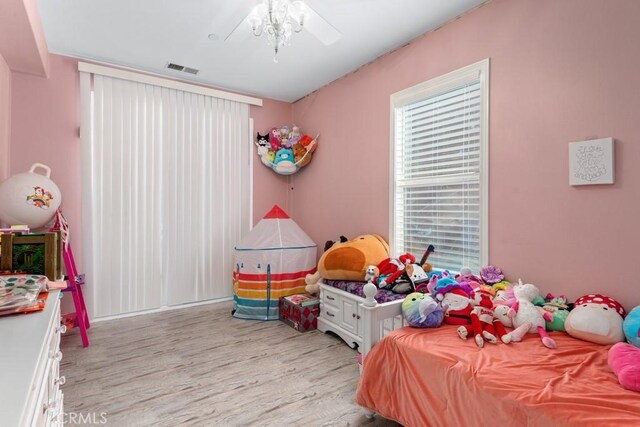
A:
[565,294,626,345]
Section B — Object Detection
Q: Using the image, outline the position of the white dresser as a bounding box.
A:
[317,283,365,349]
[0,291,65,426]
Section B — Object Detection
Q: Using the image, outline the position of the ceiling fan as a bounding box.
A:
[224,0,342,62]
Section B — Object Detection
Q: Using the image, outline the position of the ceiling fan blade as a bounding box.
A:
[224,13,252,43]
[303,5,342,46]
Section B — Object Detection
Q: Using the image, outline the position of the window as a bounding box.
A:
[390,59,489,272]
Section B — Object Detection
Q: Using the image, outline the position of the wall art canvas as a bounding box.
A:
[569,137,614,185]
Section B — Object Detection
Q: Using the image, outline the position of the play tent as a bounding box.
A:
[233,205,317,320]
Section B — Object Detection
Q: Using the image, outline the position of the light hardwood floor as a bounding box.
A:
[60,301,401,427]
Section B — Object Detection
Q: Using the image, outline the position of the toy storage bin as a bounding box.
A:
[279,295,320,332]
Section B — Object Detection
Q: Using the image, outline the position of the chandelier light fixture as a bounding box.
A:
[248,0,308,63]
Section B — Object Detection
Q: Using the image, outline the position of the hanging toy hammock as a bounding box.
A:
[254,125,318,176]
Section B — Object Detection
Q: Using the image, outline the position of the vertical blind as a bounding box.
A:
[81,70,251,318]
[392,61,488,272]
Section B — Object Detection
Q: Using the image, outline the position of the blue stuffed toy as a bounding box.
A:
[402,292,446,328]
[623,306,640,348]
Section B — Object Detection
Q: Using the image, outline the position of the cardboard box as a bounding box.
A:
[279,294,320,332]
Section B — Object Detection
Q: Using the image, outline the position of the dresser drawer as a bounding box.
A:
[321,286,340,308]
[321,304,339,322]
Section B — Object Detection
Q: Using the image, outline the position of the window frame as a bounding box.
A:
[388,58,490,270]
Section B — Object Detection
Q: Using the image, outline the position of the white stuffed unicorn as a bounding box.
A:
[505,280,557,349]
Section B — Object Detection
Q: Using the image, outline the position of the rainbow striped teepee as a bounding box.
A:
[233,205,317,320]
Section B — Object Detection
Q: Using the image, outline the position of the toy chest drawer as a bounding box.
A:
[279,296,320,332]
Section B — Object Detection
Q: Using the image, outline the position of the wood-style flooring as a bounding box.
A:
[60,301,401,426]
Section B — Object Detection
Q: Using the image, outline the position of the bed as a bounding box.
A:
[355,321,640,426]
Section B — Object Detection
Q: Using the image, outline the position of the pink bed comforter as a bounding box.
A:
[356,325,640,427]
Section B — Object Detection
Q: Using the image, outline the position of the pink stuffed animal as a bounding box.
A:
[504,280,557,349]
[608,342,640,392]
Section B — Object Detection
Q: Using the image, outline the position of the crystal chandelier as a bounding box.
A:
[248,0,308,63]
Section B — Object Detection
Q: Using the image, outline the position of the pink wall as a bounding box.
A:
[11,55,81,250]
[0,54,10,182]
[9,54,292,265]
[292,0,640,310]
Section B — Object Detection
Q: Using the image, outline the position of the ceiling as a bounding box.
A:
[38,0,487,103]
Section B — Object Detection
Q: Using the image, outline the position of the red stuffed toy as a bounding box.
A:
[457,288,510,347]
[437,287,474,326]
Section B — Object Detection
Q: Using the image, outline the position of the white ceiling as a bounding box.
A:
[38,0,486,102]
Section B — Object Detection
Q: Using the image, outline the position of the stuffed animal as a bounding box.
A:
[274,148,296,175]
[504,280,557,349]
[609,306,640,392]
[480,265,504,285]
[542,293,570,332]
[374,248,433,294]
[458,304,511,347]
[609,342,640,392]
[280,125,291,147]
[402,292,446,328]
[493,303,513,328]
[269,127,282,150]
[364,265,377,282]
[316,234,390,282]
[299,134,317,153]
[292,143,311,167]
[288,125,301,146]
[436,287,474,326]
[457,288,510,347]
[623,306,640,348]
[564,294,626,345]
[426,271,459,294]
[256,132,270,148]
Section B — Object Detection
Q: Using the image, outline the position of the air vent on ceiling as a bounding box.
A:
[165,62,199,75]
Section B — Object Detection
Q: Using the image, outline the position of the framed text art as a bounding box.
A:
[569,137,614,186]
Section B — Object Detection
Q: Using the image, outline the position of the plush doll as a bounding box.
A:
[274,148,296,175]
[256,132,270,148]
[435,287,474,326]
[608,306,640,392]
[457,288,510,347]
[564,294,626,345]
[316,234,390,282]
[426,271,459,294]
[542,293,570,332]
[292,142,311,167]
[269,127,282,150]
[480,265,504,285]
[609,343,640,392]
[375,255,409,290]
[299,134,317,153]
[504,280,557,349]
[493,303,513,329]
[456,270,483,287]
[288,125,301,146]
[402,292,446,328]
[280,125,291,147]
[623,306,640,348]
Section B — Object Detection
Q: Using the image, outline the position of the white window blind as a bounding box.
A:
[80,64,254,318]
[391,59,489,272]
